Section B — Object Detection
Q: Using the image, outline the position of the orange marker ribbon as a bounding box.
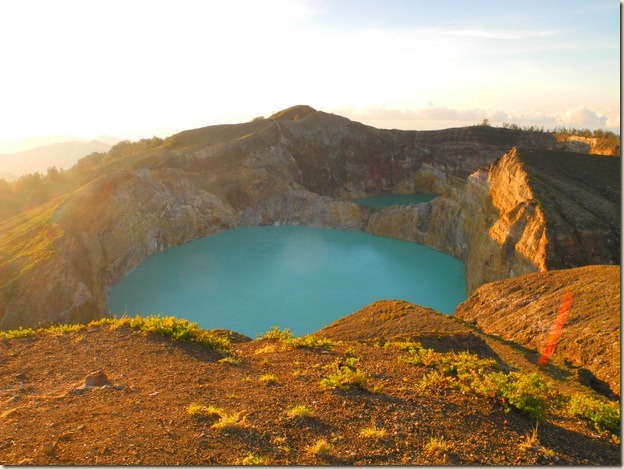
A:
[538,291,573,366]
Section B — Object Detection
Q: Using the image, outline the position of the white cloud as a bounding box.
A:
[556,106,608,128]
[337,105,619,132]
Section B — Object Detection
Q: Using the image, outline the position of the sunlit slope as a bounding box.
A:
[456,265,620,397]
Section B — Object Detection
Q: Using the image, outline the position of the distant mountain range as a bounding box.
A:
[0,137,121,180]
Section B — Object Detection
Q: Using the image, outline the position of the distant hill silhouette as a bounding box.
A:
[0,139,116,179]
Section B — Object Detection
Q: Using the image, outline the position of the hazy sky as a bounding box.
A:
[0,0,620,143]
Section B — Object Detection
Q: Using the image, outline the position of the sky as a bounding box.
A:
[0,0,620,145]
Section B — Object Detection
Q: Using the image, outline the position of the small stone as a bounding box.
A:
[84,371,113,388]
[42,442,55,456]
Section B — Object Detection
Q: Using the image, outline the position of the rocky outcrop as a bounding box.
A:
[366,147,620,293]
[555,134,620,156]
[0,106,619,329]
[455,265,621,397]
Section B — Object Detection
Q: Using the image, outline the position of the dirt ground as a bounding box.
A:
[0,308,619,465]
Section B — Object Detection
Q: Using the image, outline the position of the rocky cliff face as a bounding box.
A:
[0,106,619,329]
[366,147,620,293]
[555,134,620,156]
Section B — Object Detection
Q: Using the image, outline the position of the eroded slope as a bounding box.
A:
[455,265,620,397]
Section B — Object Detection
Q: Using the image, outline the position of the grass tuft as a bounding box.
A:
[306,438,333,457]
[359,425,387,440]
[187,403,222,417]
[424,436,451,454]
[238,452,268,465]
[285,404,314,420]
[210,409,246,430]
[259,373,278,385]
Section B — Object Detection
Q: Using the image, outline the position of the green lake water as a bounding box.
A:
[353,193,438,208]
[106,225,466,337]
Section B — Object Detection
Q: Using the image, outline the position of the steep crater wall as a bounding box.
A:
[365,147,620,294]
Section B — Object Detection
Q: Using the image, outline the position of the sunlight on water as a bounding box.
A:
[107,226,465,337]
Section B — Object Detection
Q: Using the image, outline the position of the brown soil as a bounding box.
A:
[0,303,619,465]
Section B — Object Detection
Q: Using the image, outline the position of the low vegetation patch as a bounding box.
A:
[306,438,333,457]
[392,340,620,434]
[187,403,222,419]
[0,315,233,356]
[203,408,247,430]
[320,356,370,391]
[238,452,268,465]
[109,315,233,356]
[258,326,340,350]
[567,393,620,433]
[285,404,314,420]
[259,373,278,385]
[0,327,37,339]
[359,425,387,440]
[424,436,451,454]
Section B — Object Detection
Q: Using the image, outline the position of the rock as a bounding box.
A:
[84,371,113,387]
[74,371,122,393]
[42,441,55,456]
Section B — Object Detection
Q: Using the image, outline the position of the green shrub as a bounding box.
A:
[396,344,557,421]
[470,371,558,421]
[258,326,294,341]
[567,393,620,433]
[258,326,339,349]
[320,357,369,390]
[413,370,456,394]
[398,345,439,367]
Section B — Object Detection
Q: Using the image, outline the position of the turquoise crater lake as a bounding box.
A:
[106,226,466,337]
